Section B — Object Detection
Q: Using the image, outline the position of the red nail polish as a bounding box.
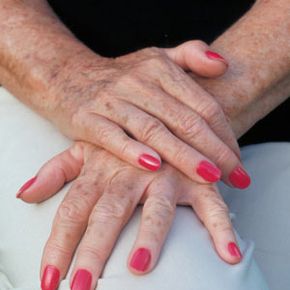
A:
[205,50,227,63]
[228,242,243,259]
[138,154,161,171]
[196,161,221,182]
[41,265,60,290]
[71,269,92,290]
[130,248,151,272]
[229,166,251,189]
[16,176,37,198]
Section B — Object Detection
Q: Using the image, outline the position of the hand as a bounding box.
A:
[44,40,250,189]
[17,142,242,290]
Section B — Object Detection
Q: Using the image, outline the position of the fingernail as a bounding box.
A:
[205,50,227,63]
[138,154,161,171]
[16,176,37,198]
[229,166,251,189]
[228,242,243,259]
[71,269,92,290]
[130,248,151,272]
[196,161,221,182]
[41,265,60,290]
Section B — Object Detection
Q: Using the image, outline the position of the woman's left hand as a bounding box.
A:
[17,142,242,290]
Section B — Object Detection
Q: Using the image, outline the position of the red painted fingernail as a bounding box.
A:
[41,265,60,290]
[205,50,227,63]
[130,248,151,272]
[138,154,161,171]
[228,242,243,259]
[196,161,221,182]
[71,269,92,290]
[229,166,251,189]
[16,176,37,198]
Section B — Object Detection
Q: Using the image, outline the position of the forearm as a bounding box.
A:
[195,0,290,136]
[0,0,101,117]
[232,76,290,138]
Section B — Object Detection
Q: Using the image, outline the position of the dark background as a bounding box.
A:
[47,0,290,146]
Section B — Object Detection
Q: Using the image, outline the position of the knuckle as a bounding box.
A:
[44,239,72,261]
[150,55,167,69]
[114,73,140,90]
[183,40,207,50]
[95,123,114,146]
[173,145,190,165]
[204,194,230,220]
[191,39,207,47]
[194,186,228,213]
[56,196,90,225]
[118,138,131,157]
[202,101,224,122]
[141,47,169,70]
[143,46,163,58]
[214,146,233,165]
[196,191,232,233]
[80,245,107,264]
[143,195,175,228]
[89,197,129,225]
[207,198,230,218]
[207,207,233,233]
[179,114,206,140]
[141,117,166,143]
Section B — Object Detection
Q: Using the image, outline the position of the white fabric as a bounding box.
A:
[0,87,288,290]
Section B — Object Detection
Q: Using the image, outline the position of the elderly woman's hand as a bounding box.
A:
[18,142,242,290]
[40,40,250,189]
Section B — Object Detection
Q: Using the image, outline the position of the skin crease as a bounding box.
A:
[1,0,290,289]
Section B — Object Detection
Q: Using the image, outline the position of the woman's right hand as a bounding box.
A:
[42,40,250,188]
[17,141,242,290]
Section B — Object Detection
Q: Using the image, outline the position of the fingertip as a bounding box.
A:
[41,265,61,290]
[16,176,37,200]
[228,166,251,189]
[205,50,228,65]
[128,247,153,275]
[184,41,229,77]
[198,50,228,78]
[17,172,65,204]
[196,160,222,183]
[165,40,228,77]
[138,153,162,172]
[17,145,83,203]
[214,237,243,265]
[227,241,243,263]
[70,268,93,290]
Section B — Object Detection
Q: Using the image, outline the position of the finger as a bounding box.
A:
[128,173,176,274]
[69,170,147,290]
[191,184,242,264]
[75,114,162,172]
[40,161,107,290]
[108,92,247,188]
[152,55,241,159]
[96,99,222,184]
[16,142,85,203]
[164,40,228,77]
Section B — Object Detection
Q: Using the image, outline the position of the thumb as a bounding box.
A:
[164,40,228,77]
[16,143,84,203]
